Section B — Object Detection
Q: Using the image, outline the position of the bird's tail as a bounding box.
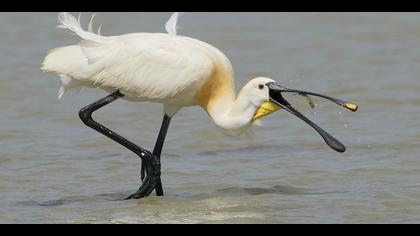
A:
[41,46,86,100]
[42,13,106,99]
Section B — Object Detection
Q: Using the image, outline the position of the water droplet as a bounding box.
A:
[313,111,317,116]
[338,111,343,115]
[344,123,348,128]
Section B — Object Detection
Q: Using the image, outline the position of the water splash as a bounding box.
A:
[367,145,376,151]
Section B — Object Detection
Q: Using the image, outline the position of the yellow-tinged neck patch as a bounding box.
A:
[253,102,281,121]
[194,62,235,113]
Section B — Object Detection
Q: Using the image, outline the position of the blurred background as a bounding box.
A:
[1,12,420,223]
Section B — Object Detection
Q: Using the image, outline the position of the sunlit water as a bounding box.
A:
[1,12,420,223]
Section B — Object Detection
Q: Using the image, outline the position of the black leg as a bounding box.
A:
[135,114,171,198]
[78,91,165,199]
[152,114,172,196]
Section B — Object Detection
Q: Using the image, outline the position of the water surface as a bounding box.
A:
[1,12,420,223]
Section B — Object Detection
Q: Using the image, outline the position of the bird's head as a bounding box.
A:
[240,77,358,153]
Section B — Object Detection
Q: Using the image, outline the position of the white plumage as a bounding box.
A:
[165,12,184,35]
[42,12,277,135]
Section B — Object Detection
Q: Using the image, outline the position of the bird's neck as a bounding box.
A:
[194,62,256,136]
[207,86,258,136]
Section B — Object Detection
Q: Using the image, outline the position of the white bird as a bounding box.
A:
[42,12,358,199]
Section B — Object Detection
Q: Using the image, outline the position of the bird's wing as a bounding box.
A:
[80,35,215,101]
[55,13,216,101]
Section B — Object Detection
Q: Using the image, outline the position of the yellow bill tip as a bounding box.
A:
[344,103,358,112]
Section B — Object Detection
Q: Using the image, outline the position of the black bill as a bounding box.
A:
[267,82,358,153]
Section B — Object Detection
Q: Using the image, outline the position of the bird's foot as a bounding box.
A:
[126,151,163,200]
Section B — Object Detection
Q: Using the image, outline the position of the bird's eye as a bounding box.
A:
[258,84,264,90]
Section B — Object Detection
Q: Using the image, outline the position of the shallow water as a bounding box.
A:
[1,12,420,223]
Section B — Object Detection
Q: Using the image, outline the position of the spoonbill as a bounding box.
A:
[42,12,358,199]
